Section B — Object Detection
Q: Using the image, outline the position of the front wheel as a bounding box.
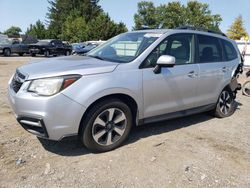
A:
[242,81,250,97]
[4,49,11,57]
[213,88,236,118]
[81,98,133,152]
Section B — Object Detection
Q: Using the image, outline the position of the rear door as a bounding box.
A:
[195,34,230,106]
[142,33,199,119]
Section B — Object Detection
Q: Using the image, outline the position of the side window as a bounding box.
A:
[168,35,193,65]
[222,40,237,61]
[143,40,168,68]
[197,35,222,63]
[51,41,56,46]
[143,34,193,68]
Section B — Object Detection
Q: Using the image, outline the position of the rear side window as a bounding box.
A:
[222,40,238,61]
[197,35,222,63]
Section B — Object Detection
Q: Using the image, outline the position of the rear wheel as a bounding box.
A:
[214,88,236,118]
[31,53,36,57]
[65,50,71,56]
[18,53,24,56]
[3,48,11,57]
[81,98,133,152]
[242,81,250,97]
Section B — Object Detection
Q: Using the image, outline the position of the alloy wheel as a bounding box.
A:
[219,90,232,115]
[92,108,127,146]
[242,81,250,96]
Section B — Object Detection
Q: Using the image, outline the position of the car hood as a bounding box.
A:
[18,55,119,80]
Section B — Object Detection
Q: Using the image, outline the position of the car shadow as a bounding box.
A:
[38,112,214,156]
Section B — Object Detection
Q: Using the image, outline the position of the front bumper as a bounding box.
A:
[29,49,41,54]
[7,79,86,140]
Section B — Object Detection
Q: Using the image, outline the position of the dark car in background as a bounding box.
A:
[72,41,105,55]
[29,39,72,57]
[0,39,33,56]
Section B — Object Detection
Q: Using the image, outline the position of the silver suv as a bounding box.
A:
[8,28,242,152]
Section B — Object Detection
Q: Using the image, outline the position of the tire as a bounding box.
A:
[81,98,133,152]
[213,88,237,118]
[65,50,71,56]
[18,53,24,56]
[242,81,250,97]
[3,48,11,57]
[31,53,36,57]
[44,50,50,57]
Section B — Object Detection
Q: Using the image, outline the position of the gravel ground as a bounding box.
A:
[0,56,249,188]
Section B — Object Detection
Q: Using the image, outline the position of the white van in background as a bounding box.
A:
[236,40,250,67]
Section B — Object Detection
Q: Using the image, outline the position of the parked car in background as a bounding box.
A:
[0,38,33,56]
[236,40,250,67]
[72,42,87,54]
[29,39,72,57]
[72,41,105,55]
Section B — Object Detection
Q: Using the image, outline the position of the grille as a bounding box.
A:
[11,70,25,93]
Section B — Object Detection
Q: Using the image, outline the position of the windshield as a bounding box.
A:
[87,32,161,63]
[0,38,11,45]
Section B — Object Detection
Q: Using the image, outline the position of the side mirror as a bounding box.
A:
[153,55,175,74]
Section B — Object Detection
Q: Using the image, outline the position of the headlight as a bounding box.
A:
[27,75,81,96]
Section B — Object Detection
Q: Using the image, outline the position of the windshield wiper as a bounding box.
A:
[87,55,104,60]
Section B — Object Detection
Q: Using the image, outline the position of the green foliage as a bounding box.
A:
[60,11,88,42]
[87,13,127,40]
[134,1,158,29]
[227,15,248,40]
[4,26,22,37]
[25,20,47,39]
[45,0,127,41]
[134,1,222,31]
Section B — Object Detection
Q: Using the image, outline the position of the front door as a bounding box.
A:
[141,34,199,119]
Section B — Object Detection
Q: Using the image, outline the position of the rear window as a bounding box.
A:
[197,35,222,63]
[222,40,238,61]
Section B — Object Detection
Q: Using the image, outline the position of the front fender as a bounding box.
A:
[62,70,143,119]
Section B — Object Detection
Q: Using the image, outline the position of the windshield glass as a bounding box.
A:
[0,38,11,45]
[87,32,161,63]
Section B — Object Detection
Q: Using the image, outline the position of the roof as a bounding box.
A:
[131,27,227,38]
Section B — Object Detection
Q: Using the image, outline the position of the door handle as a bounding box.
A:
[187,71,197,78]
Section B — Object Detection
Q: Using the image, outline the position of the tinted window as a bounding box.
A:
[52,40,62,46]
[197,35,222,63]
[143,34,194,68]
[222,40,237,61]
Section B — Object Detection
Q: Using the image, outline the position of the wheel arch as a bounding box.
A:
[3,47,11,52]
[78,93,139,135]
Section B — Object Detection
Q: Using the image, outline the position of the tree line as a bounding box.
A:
[1,0,249,42]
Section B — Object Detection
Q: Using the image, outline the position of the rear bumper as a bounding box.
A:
[230,77,241,92]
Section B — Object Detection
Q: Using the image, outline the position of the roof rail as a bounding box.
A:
[176,25,227,37]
